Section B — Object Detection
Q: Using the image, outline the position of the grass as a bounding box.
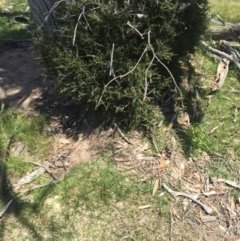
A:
[1,0,240,240]
[183,50,240,153]
[0,105,51,178]
[209,0,240,23]
[0,0,32,49]
[3,158,172,240]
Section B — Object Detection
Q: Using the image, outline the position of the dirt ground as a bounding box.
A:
[0,46,98,172]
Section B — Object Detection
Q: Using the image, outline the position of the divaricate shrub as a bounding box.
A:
[36,0,208,130]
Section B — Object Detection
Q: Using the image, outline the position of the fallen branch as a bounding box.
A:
[127,21,144,39]
[0,199,13,218]
[19,179,60,195]
[208,22,240,41]
[163,183,213,214]
[202,191,226,196]
[29,161,58,180]
[201,41,240,69]
[200,215,218,222]
[114,123,132,145]
[13,167,45,190]
[218,178,240,189]
[219,40,240,60]
[214,11,225,26]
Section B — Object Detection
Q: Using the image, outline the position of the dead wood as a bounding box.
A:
[162,183,213,214]
[208,23,240,41]
[201,41,240,69]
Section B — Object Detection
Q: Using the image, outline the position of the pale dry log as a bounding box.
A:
[208,23,240,41]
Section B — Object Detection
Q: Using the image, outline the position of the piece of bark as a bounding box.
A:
[211,58,230,91]
[208,23,240,41]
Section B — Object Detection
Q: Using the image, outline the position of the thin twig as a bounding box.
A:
[28,161,58,180]
[20,180,60,195]
[147,31,183,107]
[73,6,85,46]
[163,183,213,214]
[143,56,155,101]
[218,178,240,189]
[0,199,13,218]
[201,41,240,69]
[83,8,92,31]
[13,167,46,190]
[98,29,182,109]
[127,21,144,39]
[214,11,225,26]
[36,0,67,31]
[151,133,159,153]
[109,43,115,77]
[97,46,148,107]
[114,123,132,144]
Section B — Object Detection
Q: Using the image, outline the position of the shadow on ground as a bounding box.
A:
[0,158,56,240]
[0,46,100,140]
[0,46,99,239]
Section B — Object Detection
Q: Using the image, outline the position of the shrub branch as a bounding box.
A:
[73,6,91,46]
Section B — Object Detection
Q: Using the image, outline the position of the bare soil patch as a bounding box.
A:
[0,46,98,172]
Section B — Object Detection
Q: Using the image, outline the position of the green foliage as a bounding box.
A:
[0,0,32,49]
[0,108,51,176]
[56,159,151,209]
[36,0,208,130]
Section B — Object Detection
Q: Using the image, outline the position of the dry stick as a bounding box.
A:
[114,123,132,144]
[218,179,240,189]
[73,6,85,46]
[28,161,58,180]
[97,46,148,107]
[214,11,225,26]
[98,28,181,108]
[182,202,198,220]
[0,199,13,218]
[20,180,60,195]
[233,106,238,123]
[127,21,144,39]
[13,167,46,190]
[201,41,240,69]
[163,183,213,214]
[151,133,160,153]
[147,31,183,107]
[36,0,67,31]
[109,43,115,77]
[143,56,155,101]
[83,8,92,31]
[220,40,240,61]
